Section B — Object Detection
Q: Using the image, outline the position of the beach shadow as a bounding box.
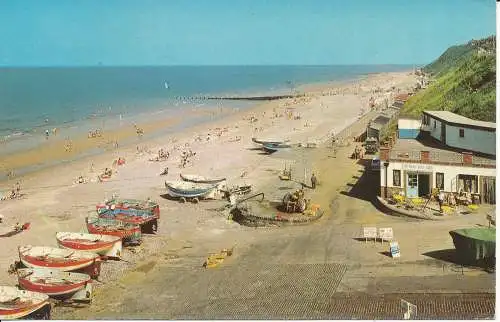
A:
[246,147,262,151]
[423,249,459,264]
[379,251,392,258]
[352,237,377,243]
[340,163,379,203]
[159,194,180,202]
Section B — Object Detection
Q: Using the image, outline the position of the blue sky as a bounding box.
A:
[0,0,495,66]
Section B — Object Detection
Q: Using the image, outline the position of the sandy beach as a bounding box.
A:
[1,70,493,319]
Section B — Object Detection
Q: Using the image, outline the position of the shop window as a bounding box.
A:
[458,174,478,193]
[436,172,444,190]
[459,128,464,138]
[393,170,401,187]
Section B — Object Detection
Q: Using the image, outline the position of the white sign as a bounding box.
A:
[363,227,377,240]
[401,163,433,172]
[390,241,400,258]
[378,227,393,241]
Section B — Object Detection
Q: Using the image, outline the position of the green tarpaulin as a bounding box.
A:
[449,228,496,263]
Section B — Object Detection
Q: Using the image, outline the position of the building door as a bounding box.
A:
[406,173,418,198]
[482,177,496,204]
[440,122,446,143]
[418,174,430,197]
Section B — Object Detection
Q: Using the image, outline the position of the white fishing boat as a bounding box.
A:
[56,232,122,258]
[0,286,51,320]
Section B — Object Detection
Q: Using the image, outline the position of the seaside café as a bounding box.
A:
[379,110,496,204]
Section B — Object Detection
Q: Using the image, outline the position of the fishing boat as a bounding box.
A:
[449,228,496,264]
[0,286,51,320]
[17,269,92,302]
[180,173,226,185]
[18,246,102,279]
[262,142,292,154]
[85,216,142,245]
[56,232,122,258]
[0,222,30,238]
[96,198,160,220]
[165,180,219,200]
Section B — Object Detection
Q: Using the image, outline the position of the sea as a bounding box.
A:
[0,65,410,161]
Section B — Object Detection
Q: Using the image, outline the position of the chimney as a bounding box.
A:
[380,147,390,161]
[421,151,430,163]
[462,152,473,165]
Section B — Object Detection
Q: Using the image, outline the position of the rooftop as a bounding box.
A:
[387,137,495,167]
[394,93,411,102]
[423,110,496,130]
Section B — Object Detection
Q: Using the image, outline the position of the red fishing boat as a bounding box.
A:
[0,286,51,320]
[85,216,142,245]
[18,246,102,279]
[17,268,92,302]
[56,232,122,258]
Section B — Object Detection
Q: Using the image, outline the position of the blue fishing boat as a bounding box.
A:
[165,180,219,201]
[262,142,292,154]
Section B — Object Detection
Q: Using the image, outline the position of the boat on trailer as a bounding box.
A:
[17,268,93,302]
[180,173,226,185]
[0,286,51,320]
[18,246,102,279]
[85,216,142,245]
[56,232,122,258]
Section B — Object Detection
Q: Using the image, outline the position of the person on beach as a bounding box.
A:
[311,173,317,189]
[438,190,445,213]
[45,129,49,139]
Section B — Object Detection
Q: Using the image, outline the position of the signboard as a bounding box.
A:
[402,163,433,172]
[401,299,417,319]
[363,227,377,242]
[378,228,393,242]
[390,241,400,258]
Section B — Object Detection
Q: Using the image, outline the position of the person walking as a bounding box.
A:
[311,173,317,189]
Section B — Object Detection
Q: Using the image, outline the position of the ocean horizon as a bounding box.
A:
[0,65,412,155]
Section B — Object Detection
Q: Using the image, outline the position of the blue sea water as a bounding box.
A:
[0,65,410,152]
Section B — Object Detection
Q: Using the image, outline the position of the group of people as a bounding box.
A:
[88,129,102,138]
[1,182,22,201]
[352,145,365,160]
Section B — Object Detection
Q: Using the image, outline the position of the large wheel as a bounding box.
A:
[192,197,199,204]
[179,197,186,203]
[282,192,292,205]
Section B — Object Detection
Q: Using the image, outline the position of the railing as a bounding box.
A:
[389,149,495,167]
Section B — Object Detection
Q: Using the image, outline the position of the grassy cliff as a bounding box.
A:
[400,35,496,122]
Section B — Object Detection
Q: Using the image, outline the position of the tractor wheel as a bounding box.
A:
[298,199,307,213]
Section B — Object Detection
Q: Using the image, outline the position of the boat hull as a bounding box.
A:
[56,232,122,258]
[17,269,92,300]
[86,217,142,245]
[0,286,51,320]
[165,181,218,198]
[18,246,102,279]
[449,228,496,263]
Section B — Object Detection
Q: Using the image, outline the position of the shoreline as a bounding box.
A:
[0,70,411,187]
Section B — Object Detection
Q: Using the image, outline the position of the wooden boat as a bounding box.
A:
[262,142,292,154]
[17,268,92,301]
[449,228,496,264]
[180,173,226,185]
[86,216,142,245]
[96,198,160,219]
[165,180,218,199]
[18,246,102,279]
[56,232,122,258]
[0,286,51,320]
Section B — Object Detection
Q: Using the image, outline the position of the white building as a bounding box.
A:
[380,111,496,204]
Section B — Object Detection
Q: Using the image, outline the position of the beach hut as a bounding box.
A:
[398,117,421,139]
